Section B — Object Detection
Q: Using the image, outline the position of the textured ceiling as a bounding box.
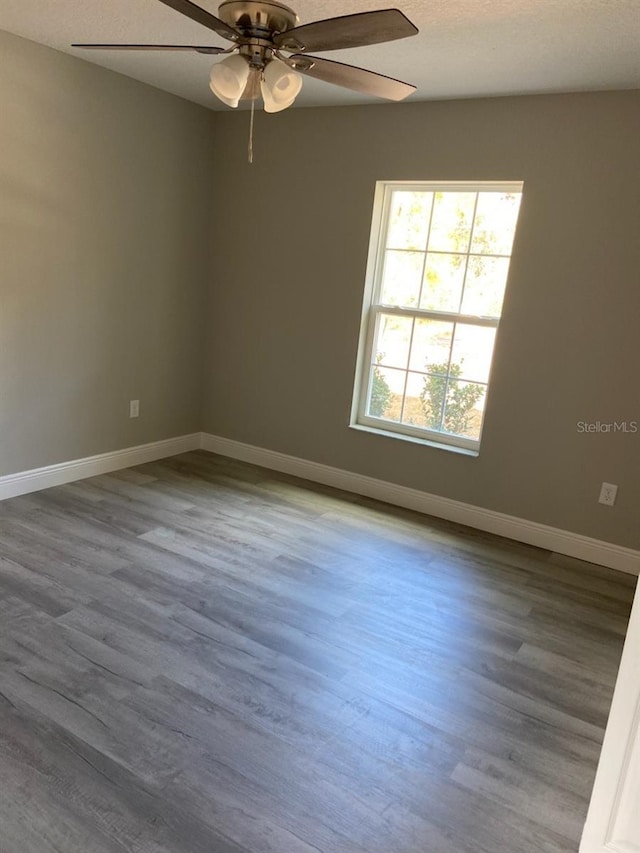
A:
[1,0,639,110]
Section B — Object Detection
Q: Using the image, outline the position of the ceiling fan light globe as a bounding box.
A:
[209,54,249,105]
[262,58,303,106]
[261,87,296,112]
[209,85,240,108]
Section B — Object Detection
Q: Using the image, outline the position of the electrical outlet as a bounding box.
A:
[598,482,618,506]
[129,399,140,419]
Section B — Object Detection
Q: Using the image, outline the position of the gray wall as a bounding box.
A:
[2,30,637,552]
[202,92,640,550]
[0,30,215,475]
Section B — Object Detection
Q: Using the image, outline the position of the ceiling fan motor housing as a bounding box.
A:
[218,1,299,38]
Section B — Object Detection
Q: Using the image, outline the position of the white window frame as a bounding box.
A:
[350,180,523,455]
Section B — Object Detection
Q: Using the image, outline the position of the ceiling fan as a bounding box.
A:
[73,0,419,112]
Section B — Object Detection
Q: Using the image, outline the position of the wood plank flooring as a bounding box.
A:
[0,450,636,853]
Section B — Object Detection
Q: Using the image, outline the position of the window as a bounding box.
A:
[351,182,523,453]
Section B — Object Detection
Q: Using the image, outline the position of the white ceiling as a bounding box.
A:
[1,0,639,110]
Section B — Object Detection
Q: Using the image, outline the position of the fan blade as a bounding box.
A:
[73,44,226,54]
[275,9,417,53]
[155,0,238,42]
[288,55,415,101]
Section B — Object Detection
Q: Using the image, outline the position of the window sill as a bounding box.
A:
[349,423,480,457]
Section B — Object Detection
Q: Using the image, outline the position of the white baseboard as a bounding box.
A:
[0,433,201,501]
[201,433,640,576]
[2,431,637,575]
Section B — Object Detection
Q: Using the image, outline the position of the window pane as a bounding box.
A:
[356,182,523,450]
[375,314,413,370]
[408,319,453,373]
[386,191,433,251]
[402,372,438,429]
[380,250,423,307]
[427,192,477,253]
[461,255,510,317]
[418,372,448,431]
[449,324,497,383]
[471,192,522,256]
[420,253,466,312]
[442,379,486,440]
[366,365,406,421]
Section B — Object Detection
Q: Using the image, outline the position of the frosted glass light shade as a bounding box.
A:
[262,93,297,113]
[261,58,302,113]
[209,54,250,108]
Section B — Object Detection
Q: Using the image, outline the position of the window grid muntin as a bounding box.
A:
[398,315,417,423]
[413,193,437,307]
[454,191,480,316]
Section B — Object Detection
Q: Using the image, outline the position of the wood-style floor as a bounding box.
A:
[0,451,635,853]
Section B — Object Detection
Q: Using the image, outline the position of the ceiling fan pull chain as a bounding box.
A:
[248,96,255,164]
